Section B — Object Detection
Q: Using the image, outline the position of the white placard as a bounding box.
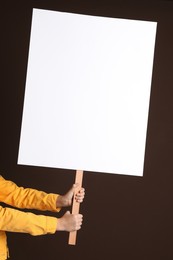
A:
[18,8,157,176]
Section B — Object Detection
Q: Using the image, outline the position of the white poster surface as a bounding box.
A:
[18,8,157,176]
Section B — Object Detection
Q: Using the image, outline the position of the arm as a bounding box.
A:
[0,176,85,211]
[0,206,83,235]
[0,205,57,235]
[0,176,60,212]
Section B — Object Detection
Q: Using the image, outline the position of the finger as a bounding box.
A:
[75,192,84,198]
[76,189,85,197]
[76,220,83,230]
[75,192,85,199]
[75,197,83,203]
[75,194,84,200]
[78,214,83,220]
[76,225,82,230]
[78,188,85,196]
[76,198,83,203]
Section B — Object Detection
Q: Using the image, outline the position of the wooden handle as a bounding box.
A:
[68,170,83,245]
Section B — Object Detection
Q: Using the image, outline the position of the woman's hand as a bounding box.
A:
[56,211,83,232]
[56,184,85,208]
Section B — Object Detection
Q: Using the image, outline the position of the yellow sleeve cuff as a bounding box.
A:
[46,216,58,234]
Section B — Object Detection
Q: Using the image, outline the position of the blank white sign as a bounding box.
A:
[18,8,157,176]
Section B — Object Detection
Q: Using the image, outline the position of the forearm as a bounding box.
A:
[0,176,60,212]
[0,206,57,236]
[6,188,60,212]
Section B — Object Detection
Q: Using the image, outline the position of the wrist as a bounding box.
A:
[56,195,71,208]
[56,217,65,231]
[56,195,62,208]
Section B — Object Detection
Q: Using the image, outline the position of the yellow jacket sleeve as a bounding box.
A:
[0,205,57,236]
[0,176,60,212]
[0,176,61,259]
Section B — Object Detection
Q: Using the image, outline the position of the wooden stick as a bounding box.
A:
[68,170,83,245]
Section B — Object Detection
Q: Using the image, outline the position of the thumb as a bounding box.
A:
[72,183,79,191]
[67,184,79,195]
[65,211,71,216]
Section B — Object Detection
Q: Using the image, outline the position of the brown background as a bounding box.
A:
[1,0,173,259]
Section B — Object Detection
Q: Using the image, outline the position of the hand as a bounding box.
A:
[56,184,85,208]
[57,211,83,232]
